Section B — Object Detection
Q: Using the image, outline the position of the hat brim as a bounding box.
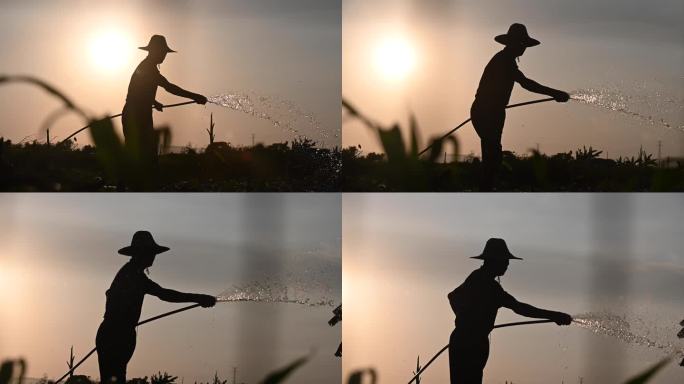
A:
[494,35,540,47]
[118,245,170,257]
[138,46,177,53]
[471,253,523,260]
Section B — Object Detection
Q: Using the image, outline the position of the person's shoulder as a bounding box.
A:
[465,268,485,284]
[484,50,512,70]
[117,260,134,273]
[135,59,160,75]
[111,261,134,284]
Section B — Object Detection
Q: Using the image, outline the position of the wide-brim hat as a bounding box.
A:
[118,230,170,257]
[139,34,176,53]
[494,23,540,47]
[471,238,522,260]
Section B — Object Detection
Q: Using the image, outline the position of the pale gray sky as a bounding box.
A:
[343,193,683,383]
[0,193,341,383]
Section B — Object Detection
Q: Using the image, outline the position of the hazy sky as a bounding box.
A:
[0,193,341,383]
[343,193,683,383]
[343,0,684,158]
[0,0,340,148]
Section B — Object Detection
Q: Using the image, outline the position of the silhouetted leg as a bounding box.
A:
[479,138,496,191]
[471,108,505,191]
[122,108,155,190]
[449,330,489,384]
[138,127,158,190]
[96,323,136,384]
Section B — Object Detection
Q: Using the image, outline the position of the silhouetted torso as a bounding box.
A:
[125,58,167,109]
[473,50,518,111]
[449,267,515,337]
[103,261,161,329]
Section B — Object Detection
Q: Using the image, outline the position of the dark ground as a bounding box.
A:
[340,146,684,192]
[0,138,340,192]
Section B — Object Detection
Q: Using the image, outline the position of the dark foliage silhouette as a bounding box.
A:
[0,137,340,191]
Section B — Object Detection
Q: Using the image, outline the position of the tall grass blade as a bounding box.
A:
[259,355,308,384]
[623,358,669,384]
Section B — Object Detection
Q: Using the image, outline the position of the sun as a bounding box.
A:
[373,36,417,81]
[88,30,134,72]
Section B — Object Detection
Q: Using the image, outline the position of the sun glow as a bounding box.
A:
[88,30,134,72]
[373,36,417,81]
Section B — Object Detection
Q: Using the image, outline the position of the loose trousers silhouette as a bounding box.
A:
[96,321,137,384]
[471,105,506,191]
[122,106,158,170]
[449,328,490,384]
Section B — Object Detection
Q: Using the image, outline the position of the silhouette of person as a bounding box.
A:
[447,238,572,384]
[122,35,208,176]
[329,305,342,357]
[471,24,570,191]
[96,231,216,384]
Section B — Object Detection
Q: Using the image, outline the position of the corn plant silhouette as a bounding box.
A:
[412,356,421,384]
[66,346,75,380]
[0,74,171,190]
[343,98,458,191]
[206,113,216,145]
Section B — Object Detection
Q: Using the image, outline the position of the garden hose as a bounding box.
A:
[54,303,202,384]
[406,319,554,384]
[58,100,198,145]
[417,97,555,157]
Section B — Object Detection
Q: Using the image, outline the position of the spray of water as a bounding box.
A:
[572,312,684,357]
[208,92,336,144]
[216,279,336,307]
[571,87,684,133]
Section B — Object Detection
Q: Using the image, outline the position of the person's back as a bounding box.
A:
[125,58,162,110]
[102,261,152,329]
[473,50,518,111]
[449,267,513,338]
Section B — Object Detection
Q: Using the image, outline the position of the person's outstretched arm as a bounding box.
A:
[505,299,572,325]
[159,75,208,105]
[514,70,569,102]
[147,281,216,307]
